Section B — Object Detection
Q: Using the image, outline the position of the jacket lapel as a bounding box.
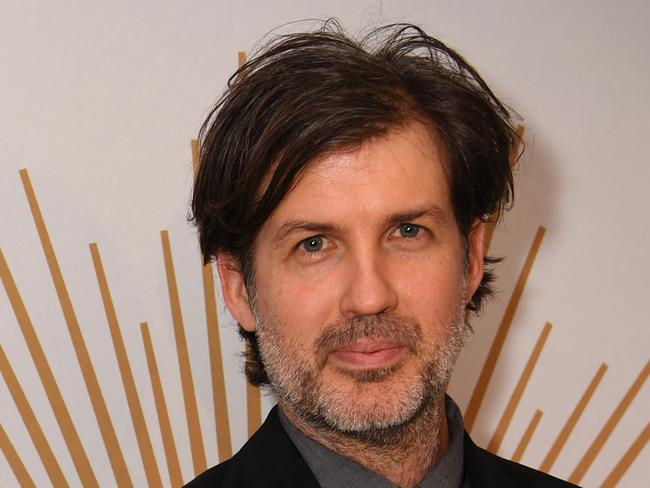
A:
[222,406,321,488]
[464,431,580,488]
[464,431,527,488]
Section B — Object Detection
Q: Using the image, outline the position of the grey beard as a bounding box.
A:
[253,304,468,448]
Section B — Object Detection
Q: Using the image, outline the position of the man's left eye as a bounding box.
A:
[300,236,326,252]
[397,223,421,238]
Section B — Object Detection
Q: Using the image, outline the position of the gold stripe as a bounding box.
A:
[481,217,498,257]
[601,420,650,488]
[511,409,543,463]
[487,322,552,453]
[0,346,68,487]
[201,262,232,460]
[236,52,248,82]
[89,244,162,487]
[160,230,207,474]
[509,125,526,167]
[539,362,608,473]
[140,323,183,488]
[0,423,37,488]
[464,226,546,432]
[483,125,525,254]
[233,49,262,439]
[0,249,87,487]
[246,381,262,438]
[191,139,201,175]
[191,139,233,461]
[568,360,650,484]
[19,169,122,487]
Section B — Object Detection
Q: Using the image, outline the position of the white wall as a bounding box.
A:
[1,1,647,486]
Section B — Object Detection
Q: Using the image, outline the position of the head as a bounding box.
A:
[191,22,517,438]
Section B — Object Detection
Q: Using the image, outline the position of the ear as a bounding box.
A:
[216,252,256,332]
[465,220,486,304]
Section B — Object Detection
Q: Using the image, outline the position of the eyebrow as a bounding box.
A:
[272,205,451,246]
[386,205,451,227]
[274,221,343,247]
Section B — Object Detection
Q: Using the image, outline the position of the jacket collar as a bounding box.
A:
[223,406,540,488]
[221,406,320,488]
[463,431,532,488]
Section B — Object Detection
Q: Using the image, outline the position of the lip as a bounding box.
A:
[328,340,406,369]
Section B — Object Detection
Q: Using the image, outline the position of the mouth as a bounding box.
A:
[327,339,407,369]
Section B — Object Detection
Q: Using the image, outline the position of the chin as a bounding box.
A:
[304,364,441,436]
[310,379,442,447]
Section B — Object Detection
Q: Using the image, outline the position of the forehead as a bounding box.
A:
[264,122,453,227]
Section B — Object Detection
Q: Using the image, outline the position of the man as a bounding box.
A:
[186,22,578,488]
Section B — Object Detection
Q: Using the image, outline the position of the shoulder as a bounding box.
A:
[464,432,581,488]
[183,459,231,487]
[182,406,319,488]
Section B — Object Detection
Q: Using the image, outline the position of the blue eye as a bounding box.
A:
[398,223,420,238]
[301,236,324,252]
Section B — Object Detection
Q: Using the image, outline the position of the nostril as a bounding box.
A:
[339,264,398,317]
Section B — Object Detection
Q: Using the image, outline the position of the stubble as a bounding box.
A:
[253,302,468,449]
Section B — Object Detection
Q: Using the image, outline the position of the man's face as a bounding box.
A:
[219,121,484,439]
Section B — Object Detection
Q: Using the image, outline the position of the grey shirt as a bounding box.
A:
[279,396,471,488]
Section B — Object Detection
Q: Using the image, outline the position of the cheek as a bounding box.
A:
[396,256,465,323]
[255,268,340,340]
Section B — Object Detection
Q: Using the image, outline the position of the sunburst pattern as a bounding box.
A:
[0,90,647,488]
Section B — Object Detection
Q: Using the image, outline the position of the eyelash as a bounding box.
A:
[297,235,330,257]
[393,223,422,239]
[296,223,426,257]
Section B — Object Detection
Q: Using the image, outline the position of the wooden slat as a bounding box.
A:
[601,420,650,488]
[89,243,162,487]
[1,249,87,487]
[487,322,552,453]
[160,230,207,475]
[0,423,37,488]
[509,125,526,167]
[568,360,650,484]
[191,139,201,175]
[201,260,233,460]
[483,125,526,254]
[540,363,607,472]
[233,48,263,439]
[0,346,68,487]
[464,226,546,432]
[511,410,542,463]
[140,323,183,488]
[246,381,262,438]
[19,169,122,487]
[482,218,498,258]
[191,139,232,461]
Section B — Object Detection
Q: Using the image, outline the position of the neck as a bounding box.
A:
[281,395,449,488]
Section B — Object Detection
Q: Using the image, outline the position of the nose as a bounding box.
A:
[339,247,398,318]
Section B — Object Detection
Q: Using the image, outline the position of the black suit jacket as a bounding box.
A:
[185,407,579,487]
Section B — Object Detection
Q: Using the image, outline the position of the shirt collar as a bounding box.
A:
[278,395,466,488]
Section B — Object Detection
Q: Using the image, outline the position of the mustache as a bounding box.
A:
[314,313,422,367]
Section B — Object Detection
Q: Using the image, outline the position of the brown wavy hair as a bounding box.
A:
[191,21,519,386]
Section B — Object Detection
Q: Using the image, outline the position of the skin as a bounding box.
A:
[218,121,485,487]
